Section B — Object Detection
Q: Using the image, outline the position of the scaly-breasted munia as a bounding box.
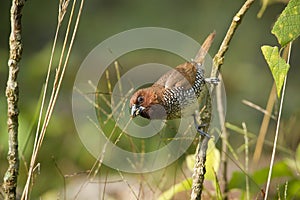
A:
[129,33,217,136]
[130,61,207,119]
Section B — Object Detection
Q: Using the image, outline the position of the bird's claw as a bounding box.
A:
[205,77,219,85]
[192,114,211,138]
[196,124,211,138]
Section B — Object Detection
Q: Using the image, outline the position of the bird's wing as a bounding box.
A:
[153,62,197,90]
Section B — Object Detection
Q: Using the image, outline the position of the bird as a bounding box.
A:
[129,33,217,137]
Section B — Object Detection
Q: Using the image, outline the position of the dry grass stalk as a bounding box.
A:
[21,0,85,199]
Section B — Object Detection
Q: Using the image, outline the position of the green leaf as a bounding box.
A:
[252,161,294,184]
[228,161,294,192]
[157,178,192,200]
[228,171,261,193]
[261,45,290,97]
[272,0,300,46]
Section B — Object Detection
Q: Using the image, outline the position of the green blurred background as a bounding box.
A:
[0,0,299,198]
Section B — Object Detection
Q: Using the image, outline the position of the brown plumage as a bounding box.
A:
[130,32,216,120]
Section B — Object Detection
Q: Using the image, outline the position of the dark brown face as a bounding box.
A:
[129,88,167,119]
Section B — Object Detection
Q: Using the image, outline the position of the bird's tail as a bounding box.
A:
[194,31,216,64]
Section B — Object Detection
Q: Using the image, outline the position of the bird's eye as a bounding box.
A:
[137,96,144,104]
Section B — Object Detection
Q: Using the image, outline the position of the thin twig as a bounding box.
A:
[217,76,228,199]
[3,0,25,199]
[264,42,292,200]
[212,0,255,77]
[118,170,139,200]
[242,98,276,120]
[52,156,66,200]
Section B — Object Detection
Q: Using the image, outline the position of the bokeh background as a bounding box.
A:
[0,0,299,199]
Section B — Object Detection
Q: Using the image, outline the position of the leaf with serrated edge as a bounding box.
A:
[272,0,300,46]
[261,45,290,97]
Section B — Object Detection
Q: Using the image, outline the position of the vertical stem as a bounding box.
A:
[190,1,255,198]
[191,87,212,200]
[3,0,25,199]
[242,122,250,200]
[217,76,228,199]
[264,42,291,200]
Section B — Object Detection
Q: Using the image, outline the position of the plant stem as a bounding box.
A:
[212,0,255,76]
[264,42,292,200]
[211,0,255,198]
[217,76,228,199]
[3,0,25,199]
[242,122,250,200]
[190,1,255,199]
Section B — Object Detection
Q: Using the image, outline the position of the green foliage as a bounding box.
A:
[157,178,192,200]
[261,45,290,97]
[272,0,300,46]
[228,160,299,197]
[261,0,300,98]
[279,179,300,199]
[252,161,294,183]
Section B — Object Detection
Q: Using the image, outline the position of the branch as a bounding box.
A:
[190,88,212,200]
[190,1,255,199]
[3,0,25,199]
[212,0,255,77]
[190,32,215,200]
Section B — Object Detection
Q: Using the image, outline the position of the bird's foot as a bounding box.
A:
[205,77,219,85]
[196,124,211,138]
[192,114,211,138]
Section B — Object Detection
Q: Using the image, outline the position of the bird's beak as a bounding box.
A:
[130,104,145,118]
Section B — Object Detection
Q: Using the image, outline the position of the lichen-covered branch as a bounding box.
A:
[190,88,212,200]
[191,136,210,200]
[190,1,255,199]
[3,0,25,199]
[190,32,215,200]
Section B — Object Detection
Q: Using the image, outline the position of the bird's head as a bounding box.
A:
[129,87,166,119]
